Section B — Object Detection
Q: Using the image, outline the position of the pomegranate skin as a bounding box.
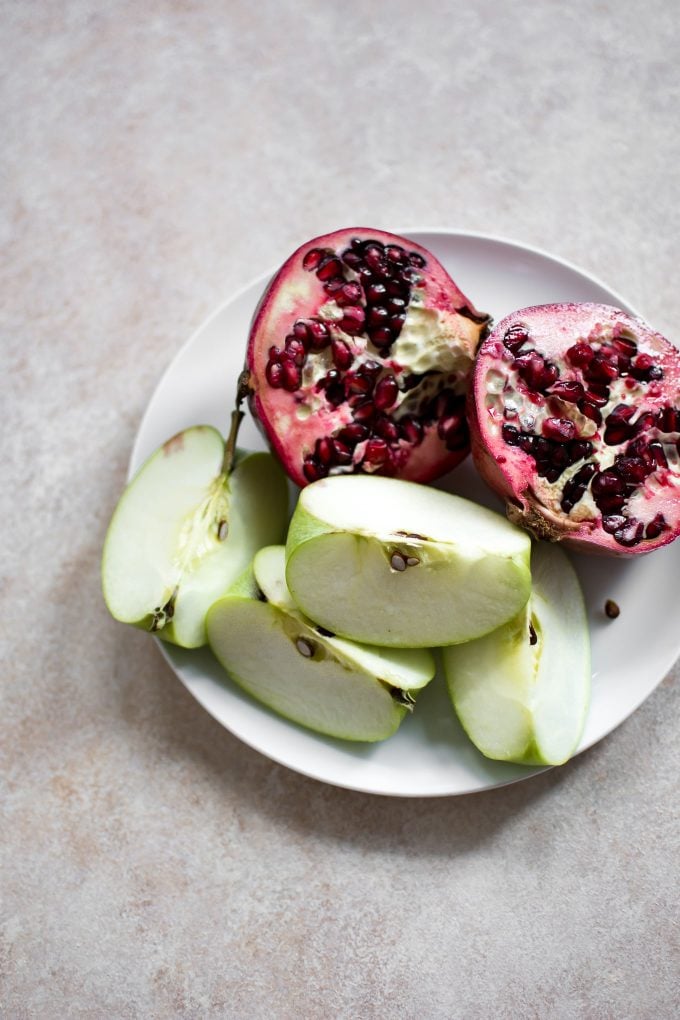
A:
[469,303,680,556]
[245,228,490,488]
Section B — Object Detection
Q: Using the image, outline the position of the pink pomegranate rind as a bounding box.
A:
[469,302,680,555]
[245,228,490,488]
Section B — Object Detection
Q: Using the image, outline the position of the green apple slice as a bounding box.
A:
[206,545,436,742]
[101,417,288,648]
[285,475,532,648]
[443,542,591,766]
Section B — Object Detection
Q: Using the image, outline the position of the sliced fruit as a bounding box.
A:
[443,542,591,766]
[101,417,289,648]
[245,227,491,488]
[285,474,532,647]
[469,302,680,554]
[206,546,436,742]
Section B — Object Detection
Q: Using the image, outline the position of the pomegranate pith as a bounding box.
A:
[245,228,490,487]
[469,303,680,555]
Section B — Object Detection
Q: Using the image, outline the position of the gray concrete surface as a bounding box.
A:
[2,2,678,1016]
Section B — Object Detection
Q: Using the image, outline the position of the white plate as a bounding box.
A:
[130,230,680,797]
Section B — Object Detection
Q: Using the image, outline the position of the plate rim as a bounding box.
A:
[128,228,677,797]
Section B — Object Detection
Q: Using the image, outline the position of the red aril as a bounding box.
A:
[469,303,680,554]
[244,228,490,487]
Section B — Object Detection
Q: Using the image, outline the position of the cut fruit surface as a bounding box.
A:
[285,475,532,647]
[443,542,591,766]
[101,424,289,648]
[207,546,435,742]
[469,302,680,554]
[245,227,490,488]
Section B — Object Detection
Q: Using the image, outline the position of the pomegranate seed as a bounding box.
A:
[645,513,667,539]
[514,351,559,392]
[331,439,352,464]
[268,345,283,362]
[386,279,409,298]
[503,324,530,353]
[337,423,369,446]
[408,251,426,268]
[307,320,330,349]
[266,361,284,388]
[351,237,365,250]
[316,257,343,281]
[324,276,345,294]
[387,296,406,315]
[370,328,394,349]
[542,417,577,442]
[373,416,400,442]
[385,245,407,264]
[317,369,344,406]
[363,438,388,465]
[592,469,625,499]
[331,338,353,370]
[568,439,593,463]
[612,333,638,356]
[632,410,656,436]
[352,400,375,424]
[566,341,594,367]
[341,249,362,268]
[371,261,393,281]
[345,370,374,396]
[374,375,399,410]
[400,416,423,445]
[615,518,644,547]
[340,305,365,335]
[602,514,626,534]
[293,320,309,342]
[367,305,390,328]
[584,353,619,383]
[549,380,584,402]
[303,456,326,482]
[579,400,603,426]
[285,337,307,366]
[365,282,387,304]
[598,494,627,515]
[632,356,664,382]
[631,353,653,372]
[315,437,336,466]
[603,404,636,445]
[335,281,362,307]
[390,313,406,334]
[617,456,650,485]
[364,246,386,270]
[280,357,301,391]
[302,248,325,271]
[560,461,597,512]
[658,406,680,432]
[502,423,520,445]
[649,441,668,468]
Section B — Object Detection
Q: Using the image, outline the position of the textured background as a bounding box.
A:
[2,1,679,1017]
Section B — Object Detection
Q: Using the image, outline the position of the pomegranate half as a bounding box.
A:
[244,228,490,487]
[469,303,680,554]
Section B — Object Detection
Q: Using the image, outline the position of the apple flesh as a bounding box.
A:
[101,422,289,648]
[206,545,436,742]
[443,542,591,766]
[285,475,532,648]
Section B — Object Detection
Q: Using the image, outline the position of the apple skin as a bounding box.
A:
[443,542,591,766]
[101,426,289,648]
